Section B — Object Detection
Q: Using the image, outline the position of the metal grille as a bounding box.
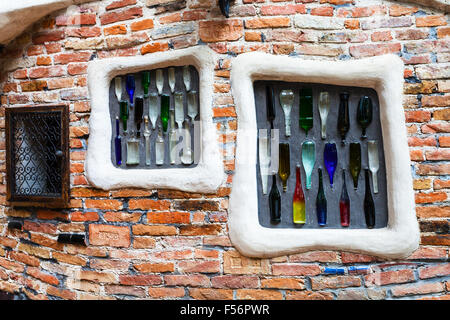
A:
[10,111,62,197]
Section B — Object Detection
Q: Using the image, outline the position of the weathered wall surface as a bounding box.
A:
[0,0,448,300]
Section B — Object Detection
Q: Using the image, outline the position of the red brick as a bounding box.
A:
[349,43,401,58]
[128,199,170,210]
[286,290,334,300]
[439,136,450,147]
[408,137,436,147]
[182,10,208,21]
[179,225,222,236]
[421,235,450,246]
[416,164,450,175]
[147,211,190,224]
[36,56,52,66]
[260,4,305,15]
[389,5,418,16]
[419,264,450,279]
[148,287,185,298]
[178,260,220,273]
[437,27,450,38]
[133,262,174,273]
[132,224,177,236]
[106,0,137,10]
[32,31,65,44]
[71,211,99,222]
[212,275,259,289]
[26,267,59,285]
[141,42,169,55]
[415,192,447,204]
[199,20,243,42]
[119,275,162,286]
[89,224,130,247]
[27,45,45,56]
[371,31,392,42]
[434,179,450,189]
[392,282,444,297]
[365,269,415,286]
[100,7,143,25]
[55,14,96,26]
[85,199,122,210]
[65,27,102,38]
[425,149,450,160]
[261,277,305,289]
[345,19,359,30]
[130,19,154,31]
[29,66,65,78]
[311,6,333,16]
[405,110,431,123]
[245,17,290,29]
[272,264,321,276]
[189,288,233,300]
[416,15,447,27]
[23,221,57,235]
[236,289,283,300]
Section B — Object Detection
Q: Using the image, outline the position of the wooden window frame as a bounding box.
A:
[5,104,70,205]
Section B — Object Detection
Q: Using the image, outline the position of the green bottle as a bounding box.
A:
[349,142,361,190]
[299,88,313,135]
[119,100,129,132]
[301,140,315,190]
[142,71,150,98]
[161,94,170,133]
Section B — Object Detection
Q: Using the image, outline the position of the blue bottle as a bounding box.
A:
[126,74,135,106]
[323,142,338,187]
[316,168,327,226]
[114,116,122,166]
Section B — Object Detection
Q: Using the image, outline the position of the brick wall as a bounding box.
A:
[0,0,448,300]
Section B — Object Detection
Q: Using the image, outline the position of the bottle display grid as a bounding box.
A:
[109,66,200,169]
[255,81,388,229]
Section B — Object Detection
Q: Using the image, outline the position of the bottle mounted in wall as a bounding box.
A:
[142,71,150,98]
[278,143,290,192]
[269,174,281,224]
[318,91,330,140]
[280,89,294,137]
[126,131,139,165]
[337,92,350,145]
[316,168,327,226]
[266,86,276,129]
[340,169,350,227]
[119,100,129,133]
[323,142,338,188]
[293,164,306,225]
[126,75,135,106]
[364,169,375,229]
[135,96,144,137]
[357,96,373,139]
[299,88,313,135]
[114,116,122,166]
[301,140,315,190]
[155,124,165,165]
[160,94,170,133]
[143,115,151,166]
[349,142,361,190]
[183,66,191,92]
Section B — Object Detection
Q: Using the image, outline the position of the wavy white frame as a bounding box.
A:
[85,46,224,193]
[229,53,419,259]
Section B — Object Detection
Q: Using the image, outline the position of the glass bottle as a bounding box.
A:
[149,92,158,130]
[142,71,150,98]
[364,169,375,229]
[337,92,350,145]
[126,74,135,106]
[114,116,122,166]
[301,140,315,190]
[160,94,170,133]
[155,124,165,165]
[181,119,193,165]
[169,110,177,165]
[278,143,290,192]
[143,115,151,165]
[187,91,198,123]
[259,129,270,195]
[174,91,184,129]
[339,169,350,227]
[293,164,306,225]
[114,77,122,102]
[119,100,129,132]
[357,96,373,139]
[269,175,281,224]
[126,131,139,165]
[323,142,338,187]
[368,140,379,194]
[168,67,176,93]
[316,168,327,226]
[318,91,330,139]
[349,142,361,190]
[266,86,275,129]
[279,89,294,137]
[183,65,191,92]
[156,69,164,95]
[134,96,144,137]
[299,88,313,135]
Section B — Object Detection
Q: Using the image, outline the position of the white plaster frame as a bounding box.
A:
[85,46,224,193]
[229,52,419,260]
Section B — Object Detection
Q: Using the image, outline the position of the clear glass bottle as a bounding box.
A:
[368,140,379,194]
[187,91,198,123]
[126,131,140,165]
[181,119,193,165]
[183,65,191,92]
[169,110,177,165]
[156,69,164,95]
[318,91,330,139]
[174,91,184,129]
[143,115,151,166]
[155,124,165,165]
[115,77,122,102]
[168,67,176,93]
[114,116,122,166]
[259,129,270,195]
[279,89,294,137]
[149,92,158,130]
